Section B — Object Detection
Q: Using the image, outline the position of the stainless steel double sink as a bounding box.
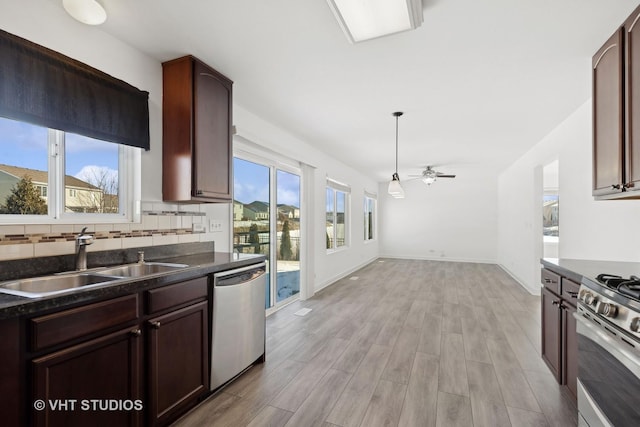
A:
[0,262,189,298]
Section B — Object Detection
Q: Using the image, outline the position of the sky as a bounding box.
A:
[0,116,118,179]
[233,157,300,207]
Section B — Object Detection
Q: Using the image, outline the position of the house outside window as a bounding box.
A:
[0,116,138,221]
[364,193,376,241]
[326,178,350,250]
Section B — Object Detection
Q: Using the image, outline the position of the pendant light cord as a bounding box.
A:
[395,114,399,174]
[392,111,403,178]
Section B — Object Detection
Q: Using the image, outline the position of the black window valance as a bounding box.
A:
[0,29,150,150]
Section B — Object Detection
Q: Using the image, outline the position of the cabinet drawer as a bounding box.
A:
[31,294,139,352]
[146,277,208,314]
[541,268,561,294]
[562,278,580,305]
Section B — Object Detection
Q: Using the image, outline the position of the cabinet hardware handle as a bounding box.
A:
[612,184,621,190]
[567,291,579,298]
[196,190,203,195]
[552,300,559,305]
[544,278,552,283]
[130,329,141,337]
[150,321,161,329]
[624,182,635,189]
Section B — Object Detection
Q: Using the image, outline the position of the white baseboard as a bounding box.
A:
[313,256,378,294]
[379,253,497,264]
[498,264,540,295]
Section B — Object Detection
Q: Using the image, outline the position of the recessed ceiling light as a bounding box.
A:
[63,0,107,26]
[326,0,424,43]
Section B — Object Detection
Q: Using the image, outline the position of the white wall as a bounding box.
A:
[379,167,498,263]
[498,99,640,294]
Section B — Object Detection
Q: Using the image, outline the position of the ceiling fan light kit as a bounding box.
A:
[388,111,405,199]
[326,0,424,43]
[412,166,457,186]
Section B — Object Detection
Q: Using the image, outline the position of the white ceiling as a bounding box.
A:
[82,0,639,181]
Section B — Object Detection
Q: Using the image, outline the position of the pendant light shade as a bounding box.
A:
[388,112,405,199]
[388,173,404,198]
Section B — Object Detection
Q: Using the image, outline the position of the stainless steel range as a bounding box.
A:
[576,274,640,426]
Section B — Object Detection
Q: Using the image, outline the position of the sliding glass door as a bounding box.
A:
[233,156,302,310]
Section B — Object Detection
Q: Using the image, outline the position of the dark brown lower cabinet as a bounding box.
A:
[540,268,578,402]
[32,326,142,427]
[541,287,561,381]
[23,276,210,427]
[147,301,209,426]
[562,303,578,400]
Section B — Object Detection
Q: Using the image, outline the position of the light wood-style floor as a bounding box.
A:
[174,259,578,427]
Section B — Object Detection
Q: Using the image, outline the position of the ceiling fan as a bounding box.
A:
[409,166,456,185]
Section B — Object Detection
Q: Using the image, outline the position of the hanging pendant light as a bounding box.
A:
[388,112,405,198]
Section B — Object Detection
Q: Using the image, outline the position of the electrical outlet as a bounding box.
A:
[192,223,205,233]
[209,219,223,233]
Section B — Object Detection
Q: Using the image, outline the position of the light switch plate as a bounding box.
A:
[192,223,205,233]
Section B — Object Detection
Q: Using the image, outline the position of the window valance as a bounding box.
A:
[0,29,150,150]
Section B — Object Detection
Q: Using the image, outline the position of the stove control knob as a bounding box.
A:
[597,303,618,318]
[631,318,640,333]
[584,292,597,306]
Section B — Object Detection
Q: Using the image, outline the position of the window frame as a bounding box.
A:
[364,192,377,242]
[0,123,140,224]
[326,178,350,252]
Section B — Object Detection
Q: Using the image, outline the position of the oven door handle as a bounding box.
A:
[574,311,640,379]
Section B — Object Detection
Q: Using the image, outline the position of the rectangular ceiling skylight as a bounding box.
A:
[327,0,424,43]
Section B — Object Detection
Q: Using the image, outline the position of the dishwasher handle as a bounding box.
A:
[214,262,266,287]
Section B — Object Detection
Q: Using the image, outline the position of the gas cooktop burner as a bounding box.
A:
[596,273,640,300]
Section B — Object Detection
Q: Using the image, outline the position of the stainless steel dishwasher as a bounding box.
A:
[210,262,267,390]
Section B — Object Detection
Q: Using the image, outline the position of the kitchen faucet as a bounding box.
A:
[75,227,94,271]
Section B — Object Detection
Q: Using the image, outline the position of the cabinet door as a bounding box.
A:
[32,327,142,427]
[193,61,232,201]
[593,29,624,196]
[626,7,640,191]
[562,303,578,402]
[541,287,561,381]
[147,301,208,426]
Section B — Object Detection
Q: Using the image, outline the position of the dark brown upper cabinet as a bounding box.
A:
[593,5,640,199]
[162,56,233,203]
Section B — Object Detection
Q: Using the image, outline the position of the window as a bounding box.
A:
[0,116,138,221]
[326,179,350,250]
[364,193,376,241]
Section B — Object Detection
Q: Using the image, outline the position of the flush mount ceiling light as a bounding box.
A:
[388,112,405,199]
[63,0,107,26]
[326,0,424,43]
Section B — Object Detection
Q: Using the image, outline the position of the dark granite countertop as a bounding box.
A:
[0,249,265,320]
[541,258,640,285]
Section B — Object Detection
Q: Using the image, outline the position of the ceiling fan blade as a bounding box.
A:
[436,174,456,178]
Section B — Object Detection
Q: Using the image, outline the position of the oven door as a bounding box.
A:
[575,308,640,427]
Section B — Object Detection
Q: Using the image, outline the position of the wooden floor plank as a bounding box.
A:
[397,352,439,427]
[246,406,293,427]
[435,392,473,427]
[359,379,407,427]
[438,333,469,397]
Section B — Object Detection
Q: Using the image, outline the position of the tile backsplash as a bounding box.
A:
[0,212,212,261]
